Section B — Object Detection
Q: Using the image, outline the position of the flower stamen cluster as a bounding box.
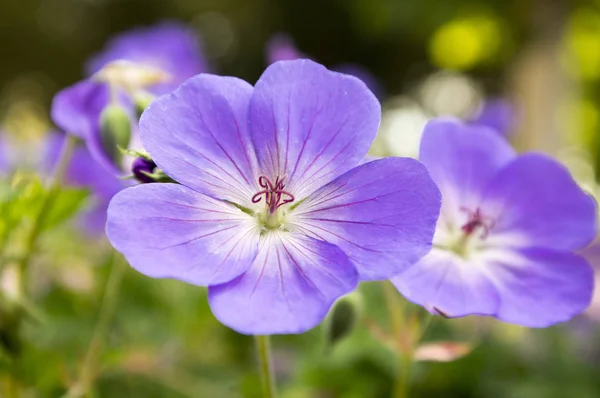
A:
[252,175,295,214]
[460,207,494,239]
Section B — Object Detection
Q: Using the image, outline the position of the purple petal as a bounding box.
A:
[419,118,516,210]
[51,80,110,141]
[292,157,441,280]
[106,183,259,285]
[86,21,208,94]
[51,80,131,174]
[44,132,124,202]
[140,74,260,205]
[469,98,516,137]
[250,59,380,199]
[266,33,307,64]
[394,247,593,327]
[392,249,500,317]
[481,247,593,326]
[208,233,358,334]
[481,153,598,251]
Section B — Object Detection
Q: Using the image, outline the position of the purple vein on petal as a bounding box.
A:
[196,109,252,186]
[284,88,293,173]
[293,114,350,186]
[281,242,326,300]
[285,238,346,287]
[158,224,240,250]
[288,98,324,183]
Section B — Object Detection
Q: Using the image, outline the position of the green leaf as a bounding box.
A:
[41,187,90,231]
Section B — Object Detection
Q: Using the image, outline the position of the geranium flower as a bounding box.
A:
[51,21,207,175]
[392,118,597,327]
[106,60,441,334]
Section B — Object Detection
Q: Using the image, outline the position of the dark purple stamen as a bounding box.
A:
[252,175,295,213]
[132,157,157,183]
[460,207,495,239]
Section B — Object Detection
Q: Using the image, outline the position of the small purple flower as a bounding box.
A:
[106,60,441,334]
[86,21,209,96]
[469,98,516,136]
[392,118,597,327]
[266,33,384,99]
[51,22,207,174]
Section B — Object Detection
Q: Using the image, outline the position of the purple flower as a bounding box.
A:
[469,98,516,136]
[266,33,384,99]
[44,133,125,233]
[51,22,207,174]
[106,60,441,334]
[86,21,209,96]
[392,118,597,327]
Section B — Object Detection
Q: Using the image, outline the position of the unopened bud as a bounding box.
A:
[100,104,132,164]
[133,92,156,120]
[324,292,363,351]
[132,157,157,183]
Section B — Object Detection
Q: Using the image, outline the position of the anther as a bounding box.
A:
[252,175,295,213]
[460,207,495,239]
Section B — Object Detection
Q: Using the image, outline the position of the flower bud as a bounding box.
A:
[100,104,131,164]
[324,291,363,350]
[132,157,157,183]
[133,92,155,120]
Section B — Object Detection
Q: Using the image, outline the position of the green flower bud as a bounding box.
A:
[134,91,156,120]
[324,291,363,351]
[100,104,132,165]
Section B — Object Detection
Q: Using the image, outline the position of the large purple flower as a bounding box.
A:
[51,21,207,174]
[106,60,441,334]
[392,118,597,327]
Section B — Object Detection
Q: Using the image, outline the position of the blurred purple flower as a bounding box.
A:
[0,134,8,173]
[266,33,384,99]
[469,98,516,136]
[51,21,208,174]
[266,34,307,64]
[86,21,209,96]
[106,60,441,334]
[44,133,125,234]
[392,118,597,327]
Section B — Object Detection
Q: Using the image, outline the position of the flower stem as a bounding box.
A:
[61,253,126,398]
[382,281,413,398]
[254,335,277,398]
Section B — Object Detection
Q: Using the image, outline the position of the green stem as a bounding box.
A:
[254,335,277,398]
[61,254,126,398]
[382,282,412,398]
